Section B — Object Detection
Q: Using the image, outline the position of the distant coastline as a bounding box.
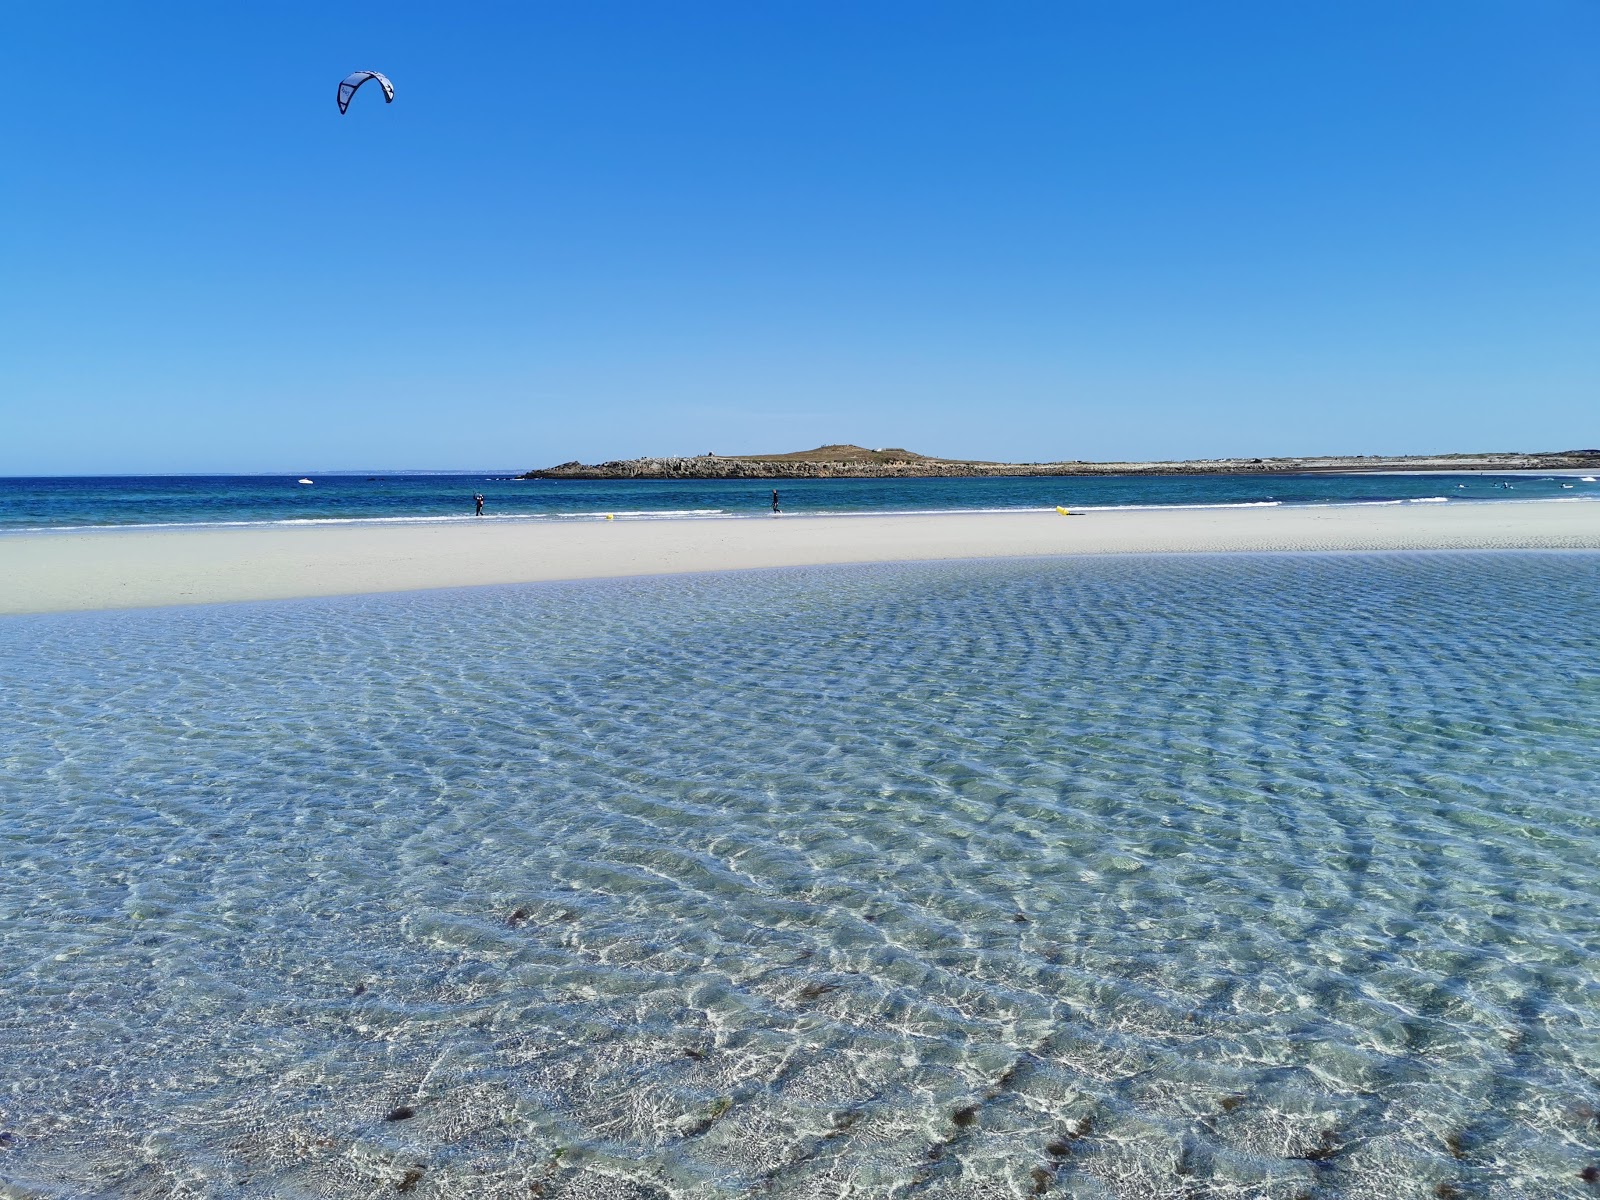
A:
[522,443,1600,480]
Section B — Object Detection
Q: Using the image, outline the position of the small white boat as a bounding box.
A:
[298,478,314,485]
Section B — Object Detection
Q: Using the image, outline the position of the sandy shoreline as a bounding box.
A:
[3,502,1597,615]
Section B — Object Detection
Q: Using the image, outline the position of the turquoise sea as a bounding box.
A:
[0,471,1595,530]
[3,552,1599,1197]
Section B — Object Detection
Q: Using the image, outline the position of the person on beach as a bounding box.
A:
[771,489,781,514]
[473,493,484,516]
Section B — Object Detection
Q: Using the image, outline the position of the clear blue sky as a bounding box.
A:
[3,2,1596,473]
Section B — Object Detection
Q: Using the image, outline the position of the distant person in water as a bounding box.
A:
[473,493,484,516]
[771,489,781,514]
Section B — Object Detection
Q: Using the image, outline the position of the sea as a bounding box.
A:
[0,469,1595,531]
[2,551,1597,1198]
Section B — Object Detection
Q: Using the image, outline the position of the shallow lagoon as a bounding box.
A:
[2,553,1598,1198]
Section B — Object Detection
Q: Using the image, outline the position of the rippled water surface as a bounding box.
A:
[2,553,1598,1199]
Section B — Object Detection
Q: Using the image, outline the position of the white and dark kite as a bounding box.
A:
[337,71,394,115]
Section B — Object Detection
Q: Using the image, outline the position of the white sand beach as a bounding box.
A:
[3,501,1597,616]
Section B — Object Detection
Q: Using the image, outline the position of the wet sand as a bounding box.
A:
[3,502,1597,615]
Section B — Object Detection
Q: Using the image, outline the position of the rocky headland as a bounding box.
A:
[522,444,1600,480]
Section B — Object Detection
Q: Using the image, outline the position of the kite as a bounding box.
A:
[337,71,394,114]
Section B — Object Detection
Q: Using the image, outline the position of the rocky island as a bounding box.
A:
[522,444,1600,480]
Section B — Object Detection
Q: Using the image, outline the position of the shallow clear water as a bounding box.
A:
[0,471,1594,531]
[2,553,1598,1199]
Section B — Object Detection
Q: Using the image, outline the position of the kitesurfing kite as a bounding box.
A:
[337,71,394,114]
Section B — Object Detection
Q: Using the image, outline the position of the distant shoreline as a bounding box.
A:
[522,444,1600,480]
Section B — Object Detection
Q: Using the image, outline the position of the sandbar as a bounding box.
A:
[3,502,1598,615]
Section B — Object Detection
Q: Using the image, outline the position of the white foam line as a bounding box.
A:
[553,509,731,519]
[1067,500,1283,513]
[1343,469,1600,477]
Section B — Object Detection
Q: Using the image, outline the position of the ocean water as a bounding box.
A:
[2,552,1598,1199]
[0,470,1595,531]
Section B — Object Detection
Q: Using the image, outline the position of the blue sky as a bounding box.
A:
[2,2,1596,473]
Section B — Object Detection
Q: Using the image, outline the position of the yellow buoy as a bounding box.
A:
[1055,506,1072,515]
[605,513,615,520]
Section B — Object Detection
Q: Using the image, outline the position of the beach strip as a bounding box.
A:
[3,501,1598,616]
